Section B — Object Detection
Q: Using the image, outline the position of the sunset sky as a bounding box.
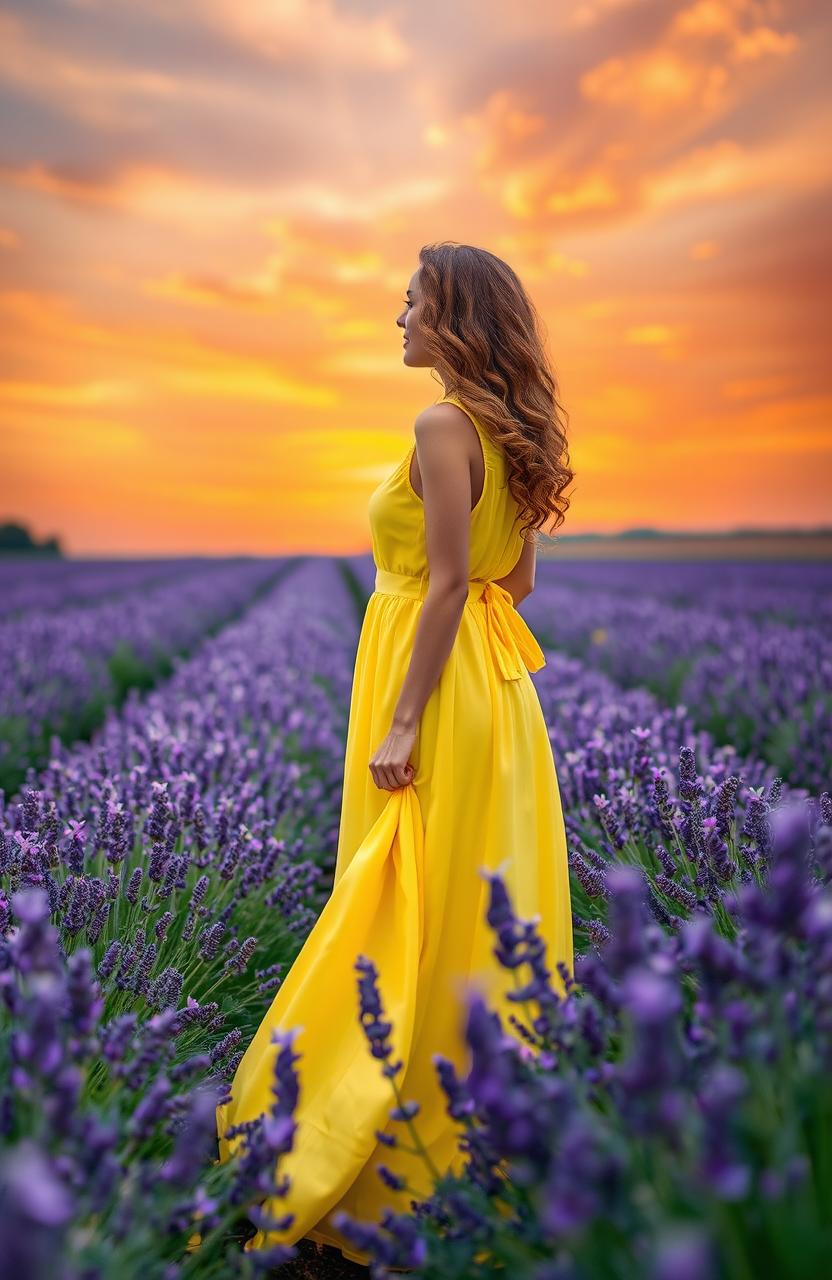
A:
[1,0,830,555]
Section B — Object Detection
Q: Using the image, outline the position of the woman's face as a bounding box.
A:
[396,268,430,367]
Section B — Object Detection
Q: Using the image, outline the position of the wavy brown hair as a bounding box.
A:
[417,241,574,539]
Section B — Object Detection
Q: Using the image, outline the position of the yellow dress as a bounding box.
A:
[215,394,574,1267]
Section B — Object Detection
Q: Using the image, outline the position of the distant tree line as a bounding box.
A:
[0,521,64,556]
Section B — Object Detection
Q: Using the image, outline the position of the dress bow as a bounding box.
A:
[479,580,547,681]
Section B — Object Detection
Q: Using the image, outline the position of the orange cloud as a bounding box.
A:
[672,1,800,63]
[643,122,830,211]
[581,50,729,115]
[546,172,620,215]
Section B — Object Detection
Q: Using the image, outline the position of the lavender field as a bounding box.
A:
[0,556,297,797]
[1,555,830,1279]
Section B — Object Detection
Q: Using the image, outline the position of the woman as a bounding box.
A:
[215,241,575,1267]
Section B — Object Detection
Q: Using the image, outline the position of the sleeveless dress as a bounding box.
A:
[215,394,574,1267]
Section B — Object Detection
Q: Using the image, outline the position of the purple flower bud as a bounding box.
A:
[622,969,682,1026]
[128,1074,173,1142]
[377,1163,406,1191]
[0,1139,73,1225]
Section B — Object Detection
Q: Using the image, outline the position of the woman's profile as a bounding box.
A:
[215,240,575,1267]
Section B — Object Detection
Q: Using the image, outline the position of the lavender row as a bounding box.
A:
[521,576,830,793]
[537,556,832,626]
[0,556,226,617]
[0,557,294,796]
[532,651,791,947]
[0,557,364,1277]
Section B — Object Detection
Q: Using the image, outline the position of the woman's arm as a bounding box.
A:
[493,532,538,606]
[368,404,476,792]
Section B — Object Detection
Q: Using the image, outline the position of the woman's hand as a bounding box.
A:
[369,723,416,791]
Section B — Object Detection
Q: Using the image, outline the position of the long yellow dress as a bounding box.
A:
[215,394,574,1267]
